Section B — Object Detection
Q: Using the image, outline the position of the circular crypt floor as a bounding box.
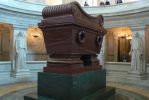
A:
[0,82,148,100]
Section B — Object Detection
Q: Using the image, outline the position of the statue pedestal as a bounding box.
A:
[24,69,115,100]
[11,68,31,78]
[127,71,147,80]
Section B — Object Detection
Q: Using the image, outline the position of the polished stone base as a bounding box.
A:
[24,93,55,100]
[38,70,106,100]
[24,69,115,100]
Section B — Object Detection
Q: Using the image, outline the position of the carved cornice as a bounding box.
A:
[0,0,44,15]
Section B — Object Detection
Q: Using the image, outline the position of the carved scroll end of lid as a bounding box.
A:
[42,2,81,19]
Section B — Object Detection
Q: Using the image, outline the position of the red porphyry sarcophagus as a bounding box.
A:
[38,2,106,74]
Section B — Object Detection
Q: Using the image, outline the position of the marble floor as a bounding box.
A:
[0,82,148,100]
[0,87,36,100]
[107,82,149,98]
[0,82,36,100]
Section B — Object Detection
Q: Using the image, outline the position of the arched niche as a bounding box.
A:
[105,27,132,62]
[27,26,47,61]
[0,23,13,61]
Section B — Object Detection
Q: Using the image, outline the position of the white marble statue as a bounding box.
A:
[129,32,143,73]
[14,32,27,69]
[98,47,104,65]
[97,46,105,70]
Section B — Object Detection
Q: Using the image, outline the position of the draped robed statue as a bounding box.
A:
[129,32,144,73]
[14,32,27,70]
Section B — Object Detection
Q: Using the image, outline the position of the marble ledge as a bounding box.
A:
[0,61,47,64]
[27,61,46,64]
[105,62,131,65]
[0,61,11,64]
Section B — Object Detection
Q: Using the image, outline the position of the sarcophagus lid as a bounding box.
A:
[39,2,106,55]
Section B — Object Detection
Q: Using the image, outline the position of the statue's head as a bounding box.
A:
[18,32,25,37]
[133,32,139,37]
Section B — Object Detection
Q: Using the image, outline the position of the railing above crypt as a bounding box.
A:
[83,0,149,16]
[0,0,149,16]
[14,0,140,6]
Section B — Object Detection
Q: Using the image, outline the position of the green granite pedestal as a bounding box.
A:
[24,69,115,100]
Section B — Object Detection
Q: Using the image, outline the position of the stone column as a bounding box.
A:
[127,26,147,80]
[11,26,31,78]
